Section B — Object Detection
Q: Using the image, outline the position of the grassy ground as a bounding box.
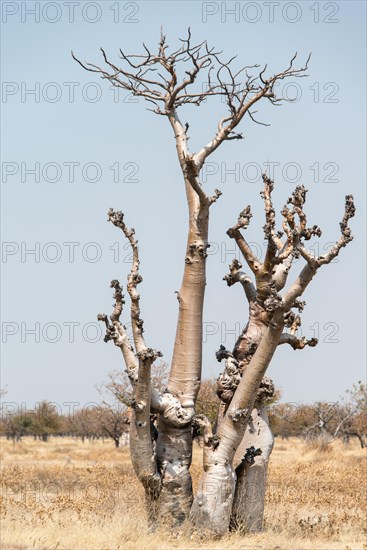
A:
[0,436,366,550]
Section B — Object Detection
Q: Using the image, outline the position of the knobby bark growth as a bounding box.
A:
[190,179,354,534]
[74,30,354,536]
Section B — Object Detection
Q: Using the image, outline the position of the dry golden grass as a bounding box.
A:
[0,436,366,550]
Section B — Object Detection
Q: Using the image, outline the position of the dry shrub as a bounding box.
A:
[305,433,334,453]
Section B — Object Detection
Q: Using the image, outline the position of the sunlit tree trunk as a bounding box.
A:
[190,309,284,536]
[154,109,209,523]
[84,31,354,537]
[231,405,274,532]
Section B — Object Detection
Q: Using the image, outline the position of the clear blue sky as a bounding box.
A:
[1,1,366,411]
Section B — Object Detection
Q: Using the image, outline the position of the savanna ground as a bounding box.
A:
[0,436,366,550]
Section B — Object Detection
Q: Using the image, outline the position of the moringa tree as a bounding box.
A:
[74,31,354,536]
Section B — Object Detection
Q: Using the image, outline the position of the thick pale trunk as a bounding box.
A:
[231,405,274,532]
[155,110,210,526]
[191,462,236,536]
[191,309,284,536]
[229,303,274,533]
[167,110,208,405]
[167,201,207,407]
[156,189,208,524]
[129,352,162,527]
[155,420,193,525]
[189,416,236,536]
[215,302,274,532]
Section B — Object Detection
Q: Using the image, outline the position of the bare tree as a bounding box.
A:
[341,381,367,448]
[74,31,354,536]
[67,407,103,442]
[269,385,366,449]
[104,362,169,409]
[97,406,129,448]
[303,383,367,449]
[268,401,315,439]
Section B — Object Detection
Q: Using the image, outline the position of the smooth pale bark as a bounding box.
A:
[155,109,211,525]
[89,35,354,537]
[191,310,284,535]
[80,40,327,536]
[155,420,193,526]
[190,186,355,536]
[118,226,162,520]
[101,189,354,534]
[99,226,162,518]
[129,353,160,497]
[167,109,209,406]
[231,405,274,532]
[215,298,274,534]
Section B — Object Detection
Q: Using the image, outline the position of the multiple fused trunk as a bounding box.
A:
[100,176,354,536]
[92,46,355,537]
[149,114,278,532]
[190,306,284,535]
[77,30,354,538]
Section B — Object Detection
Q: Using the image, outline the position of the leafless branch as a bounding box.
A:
[227,206,262,275]
[316,194,355,265]
[260,174,283,271]
[97,280,138,385]
[278,333,318,350]
[283,194,355,309]
[223,259,256,302]
[73,31,310,173]
[108,209,152,357]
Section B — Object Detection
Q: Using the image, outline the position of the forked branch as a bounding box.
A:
[97,280,138,385]
[283,194,355,309]
[227,177,355,309]
[73,30,310,170]
[223,259,256,302]
[278,333,318,350]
